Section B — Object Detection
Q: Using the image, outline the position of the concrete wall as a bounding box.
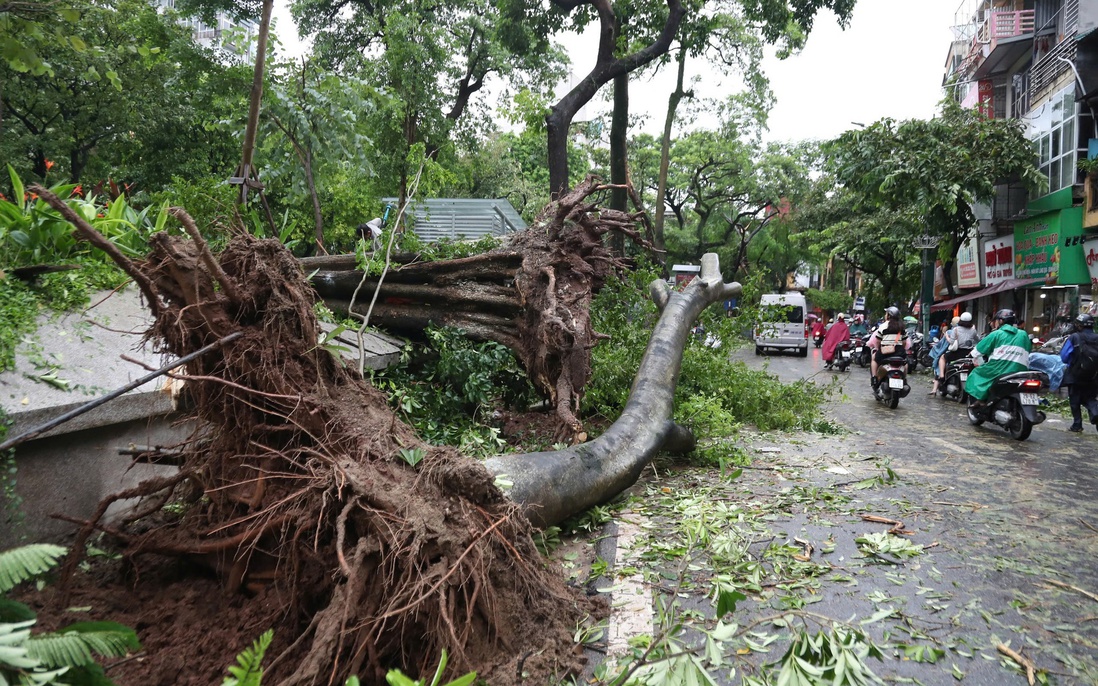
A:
[2,414,189,548]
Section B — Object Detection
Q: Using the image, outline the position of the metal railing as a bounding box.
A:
[1029,38,1076,100]
[976,9,1036,44]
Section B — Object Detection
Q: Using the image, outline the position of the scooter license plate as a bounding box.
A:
[1020,393,1039,406]
[888,377,904,390]
[960,373,968,382]
[855,347,863,354]
[841,350,852,358]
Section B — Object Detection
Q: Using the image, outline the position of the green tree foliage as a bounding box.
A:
[290,0,566,199]
[258,61,374,251]
[658,99,814,279]
[827,100,1042,293]
[0,0,248,188]
[790,176,921,310]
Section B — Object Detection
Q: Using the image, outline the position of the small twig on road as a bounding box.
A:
[932,501,986,510]
[1042,578,1098,604]
[859,514,912,535]
[1078,518,1098,535]
[996,643,1037,686]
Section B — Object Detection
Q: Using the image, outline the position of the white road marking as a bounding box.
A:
[607,516,654,658]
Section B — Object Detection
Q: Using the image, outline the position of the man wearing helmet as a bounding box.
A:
[867,307,910,387]
[1059,313,1098,432]
[964,309,1031,405]
[849,314,868,337]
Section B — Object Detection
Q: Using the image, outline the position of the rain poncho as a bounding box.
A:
[1028,353,1064,392]
[964,324,1031,401]
[822,319,850,362]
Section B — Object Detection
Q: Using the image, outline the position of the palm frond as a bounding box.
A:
[25,622,139,669]
[0,546,67,594]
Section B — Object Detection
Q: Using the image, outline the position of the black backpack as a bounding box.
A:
[1071,335,1098,382]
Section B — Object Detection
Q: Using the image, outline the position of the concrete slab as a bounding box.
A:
[0,286,170,439]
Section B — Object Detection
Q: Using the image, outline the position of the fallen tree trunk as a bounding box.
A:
[308,176,652,440]
[484,253,741,528]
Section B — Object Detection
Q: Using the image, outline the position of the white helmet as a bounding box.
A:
[960,312,972,322]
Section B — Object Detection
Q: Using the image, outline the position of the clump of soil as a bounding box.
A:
[32,188,602,685]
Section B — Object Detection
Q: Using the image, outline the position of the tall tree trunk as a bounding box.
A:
[304,149,325,254]
[237,0,273,205]
[653,43,689,254]
[545,0,685,198]
[609,73,629,256]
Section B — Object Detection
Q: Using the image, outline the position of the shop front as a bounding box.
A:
[1014,201,1089,338]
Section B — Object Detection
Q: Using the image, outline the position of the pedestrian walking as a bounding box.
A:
[1060,313,1098,433]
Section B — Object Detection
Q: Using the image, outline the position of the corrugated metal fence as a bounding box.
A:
[382,198,527,242]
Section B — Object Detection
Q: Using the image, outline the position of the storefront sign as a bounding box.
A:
[978,80,994,119]
[1086,234,1098,292]
[956,237,981,288]
[1014,208,1088,284]
[983,236,1014,285]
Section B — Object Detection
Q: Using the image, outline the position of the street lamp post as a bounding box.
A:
[913,235,940,340]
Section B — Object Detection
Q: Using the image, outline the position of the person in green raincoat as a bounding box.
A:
[964,309,1032,403]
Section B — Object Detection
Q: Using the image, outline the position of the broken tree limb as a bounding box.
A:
[30,184,161,316]
[483,253,741,528]
[0,331,243,452]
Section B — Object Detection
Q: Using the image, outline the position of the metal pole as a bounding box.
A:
[922,247,934,339]
[0,331,243,453]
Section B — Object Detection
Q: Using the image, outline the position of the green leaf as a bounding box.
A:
[223,630,272,686]
[69,36,87,52]
[0,544,67,593]
[8,164,25,212]
[716,589,746,619]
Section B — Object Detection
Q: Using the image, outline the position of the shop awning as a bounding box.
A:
[931,277,1043,312]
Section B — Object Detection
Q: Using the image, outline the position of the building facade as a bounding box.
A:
[935,0,1098,336]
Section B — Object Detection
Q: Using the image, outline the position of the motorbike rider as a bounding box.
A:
[928,317,957,395]
[1059,313,1098,432]
[868,307,911,388]
[964,309,1031,407]
[811,316,827,344]
[822,312,851,368]
[849,314,868,337]
[931,312,979,394]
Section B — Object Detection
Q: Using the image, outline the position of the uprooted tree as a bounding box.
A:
[30,181,739,684]
[308,176,658,440]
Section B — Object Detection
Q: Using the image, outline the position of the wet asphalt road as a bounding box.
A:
[729,344,1098,683]
[592,342,1098,684]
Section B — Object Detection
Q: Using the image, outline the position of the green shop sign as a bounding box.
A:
[1013,207,1087,284]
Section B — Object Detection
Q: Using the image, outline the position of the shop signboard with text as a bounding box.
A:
[1086,234,1098,292]
[983,236,1014,286]
[1013,208,1088,285]
[956,237,981,288]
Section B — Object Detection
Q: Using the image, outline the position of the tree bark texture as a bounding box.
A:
[483,253,740,528]
[308,176,652,439]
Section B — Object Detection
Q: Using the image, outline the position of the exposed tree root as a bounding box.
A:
[32,186,596,685]
[309,175,653,440]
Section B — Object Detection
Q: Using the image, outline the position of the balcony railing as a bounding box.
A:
[1030,38,1076,100]
[976,9,1035,45]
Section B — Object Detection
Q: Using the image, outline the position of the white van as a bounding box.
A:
[754,292,809,356]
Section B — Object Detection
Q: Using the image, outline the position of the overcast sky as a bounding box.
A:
[272,0,967,145]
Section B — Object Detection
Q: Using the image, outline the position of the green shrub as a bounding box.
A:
[587,262,831,438]
[370,325,539,457]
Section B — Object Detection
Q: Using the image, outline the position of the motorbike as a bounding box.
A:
[853,334,871,368]
[906,332,929,373]
[833,339,855,372]
[966,370,1049,441]
[813,330,825,348]
[873,354,911,409]
[938,353,976,403]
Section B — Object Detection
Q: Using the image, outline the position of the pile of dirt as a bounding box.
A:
[32,187,603,685]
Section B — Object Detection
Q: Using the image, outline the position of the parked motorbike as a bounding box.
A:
[906,332,928,373]
[938,353,975,403]
[873,355,911,409]
[966,370,1049,441]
